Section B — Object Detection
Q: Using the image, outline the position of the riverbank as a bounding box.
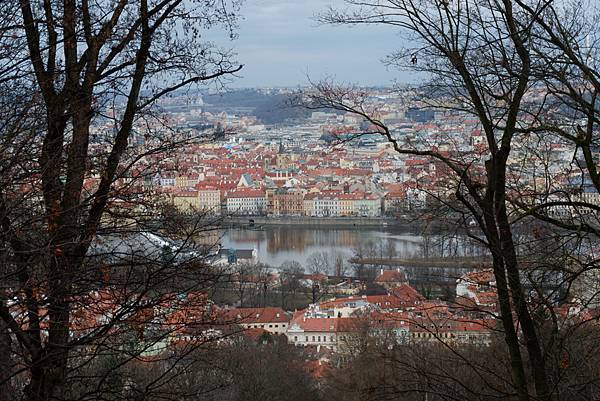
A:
[221,215,454,231]
[224,215,396,227]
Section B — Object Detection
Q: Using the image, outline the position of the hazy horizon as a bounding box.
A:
[207,0,418,88]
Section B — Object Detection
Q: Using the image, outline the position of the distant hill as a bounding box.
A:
[201,89,311,124]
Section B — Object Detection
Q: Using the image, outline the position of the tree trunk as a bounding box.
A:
[0,319,13,401]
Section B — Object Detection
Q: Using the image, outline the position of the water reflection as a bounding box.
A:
[217,227,423,267]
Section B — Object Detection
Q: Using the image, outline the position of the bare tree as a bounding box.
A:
[0,1,243,400]
[383,239,396,260]
[333,251,347,276]
[303,1,600,400]
[306,251,331,275]
[279,260,304,309]
[324,325,600,401]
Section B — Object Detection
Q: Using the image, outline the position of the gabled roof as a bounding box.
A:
[375,269,407,283]
[238,173,255,187]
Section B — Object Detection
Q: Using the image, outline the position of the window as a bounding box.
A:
[312,336,315,342]
[294,336,297,342]
[305,336,308,342]
[318,336,321,342]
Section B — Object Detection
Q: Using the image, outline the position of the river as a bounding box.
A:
[217,226,423,267]
[191,225,490,293]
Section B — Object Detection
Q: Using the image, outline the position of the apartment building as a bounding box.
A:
[267,188,305,216]
[197,187,222,214]
[171,190,200,213]
[226,189,267,215]
[303,192,381,217]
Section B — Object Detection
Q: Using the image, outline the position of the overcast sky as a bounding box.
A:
[209,0,416,88]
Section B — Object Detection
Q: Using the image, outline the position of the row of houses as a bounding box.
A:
[223,284,496,352]
[219,269,497,351]
[170,186,387,217]
[220,266,597,352]
[303,191,381,217]
[14,265,593,360]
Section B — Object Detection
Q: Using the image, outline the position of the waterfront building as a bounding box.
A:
[171,190,200,213]
[197,186,222,214]
[226,189,267,215]
[302,192,382,217]
[353,193,381,217]
[171,187,222,215]
[303,193,316,216]
[383,191,407,215]
[267,187,305,216]
[312,194,344,217]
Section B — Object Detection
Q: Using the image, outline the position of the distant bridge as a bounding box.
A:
[348,257,491,269]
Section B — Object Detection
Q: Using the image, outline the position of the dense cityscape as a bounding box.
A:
[107,87,600,220]
[3,1,600,401]
[68,86,600,392]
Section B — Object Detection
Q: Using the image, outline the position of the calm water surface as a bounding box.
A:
[217,226,423,267]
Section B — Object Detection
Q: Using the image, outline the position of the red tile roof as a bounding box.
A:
[291,314,339,332]
[375,270,407,283]
[227,189,266,198]
[223,307,289,324]
[390,284,426,303]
